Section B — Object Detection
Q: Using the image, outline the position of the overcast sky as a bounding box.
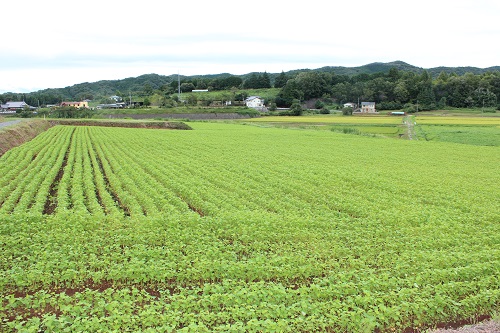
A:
[1,0,499,93]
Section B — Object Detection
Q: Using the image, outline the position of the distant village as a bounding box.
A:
[0,95,141,114]
[1,93,378,114]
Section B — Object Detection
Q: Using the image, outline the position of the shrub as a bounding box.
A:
[341,107,353,116]
[289,101,303,116]
[314,100,325,109]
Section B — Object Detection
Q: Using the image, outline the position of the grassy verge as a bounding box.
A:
[0,119,52,156]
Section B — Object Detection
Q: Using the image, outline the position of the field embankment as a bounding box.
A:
[0,119,52,157]
[48,119,192,130]
[104,112,256,120]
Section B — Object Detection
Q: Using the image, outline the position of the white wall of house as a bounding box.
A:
[245,96,264,108]
[360,102,376,113]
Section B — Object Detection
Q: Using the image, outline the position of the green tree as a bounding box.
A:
[474,88,497,107]
[277,80,303,107]
[195,80,208,89]
[243,72,271,89]
[222,76,243,89]
[394,82,409,103]
[180,82,195,93]
[416,70,436,109]
[143,83,153,96]
[186,94,198,106]
[289,99,303,116]
[18,106,34,118]
[341,107,353,115]
[274,71,289,88]
[259,72,271,88]
[314,100,325,109]
[294,72,331,100]
[243,73,259,89]
[387,67,401,82]
[331,82,351,104]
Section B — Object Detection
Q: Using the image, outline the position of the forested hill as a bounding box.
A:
[1,61,499,104]
[314,61,500,77]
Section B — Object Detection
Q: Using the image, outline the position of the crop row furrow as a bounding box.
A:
[0,127,74,214]
[84,128,123,216]
[0,128,62,186]
[0,127,69,206]
[89,127,193,216]
[90,134,138,216]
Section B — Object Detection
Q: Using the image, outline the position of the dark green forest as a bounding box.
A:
[1,61,499,111]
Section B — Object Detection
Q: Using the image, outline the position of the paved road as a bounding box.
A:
[0,119,22,129]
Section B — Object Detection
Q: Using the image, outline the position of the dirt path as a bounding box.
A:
[404,116,417,140]
[0,119,22,129]
[429,319,500,333]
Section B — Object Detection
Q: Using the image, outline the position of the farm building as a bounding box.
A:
[343,102,356,108]
[0,101,35,111]
[60,101,89,108]
[96,103,125,109]
[359,102,377,113]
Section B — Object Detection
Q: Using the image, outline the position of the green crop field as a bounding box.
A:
[412,116,500,146]
[244,115,406,138]
[414,116,500,126]
[1,123,499,332]
[417,125,500,146]
[248,115,404,125]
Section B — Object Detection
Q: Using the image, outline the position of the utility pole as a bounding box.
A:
[178,71,181,101]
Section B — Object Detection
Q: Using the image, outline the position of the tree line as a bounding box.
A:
[275,69,500,110]
[2,68,500,111]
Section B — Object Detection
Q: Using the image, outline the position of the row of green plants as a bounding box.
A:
[0,126,74,214]
[0,123,499,332]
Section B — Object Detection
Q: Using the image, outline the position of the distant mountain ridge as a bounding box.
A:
[2,61,500,98]
[315,61,424,75]
[315,61,500,76]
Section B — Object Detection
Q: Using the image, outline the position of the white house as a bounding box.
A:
[343,102,356,108]
[360,102,376,113]
[245,96,264,108]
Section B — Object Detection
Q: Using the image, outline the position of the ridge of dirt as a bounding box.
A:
[0,119,52,157]
[49,119,192,130]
